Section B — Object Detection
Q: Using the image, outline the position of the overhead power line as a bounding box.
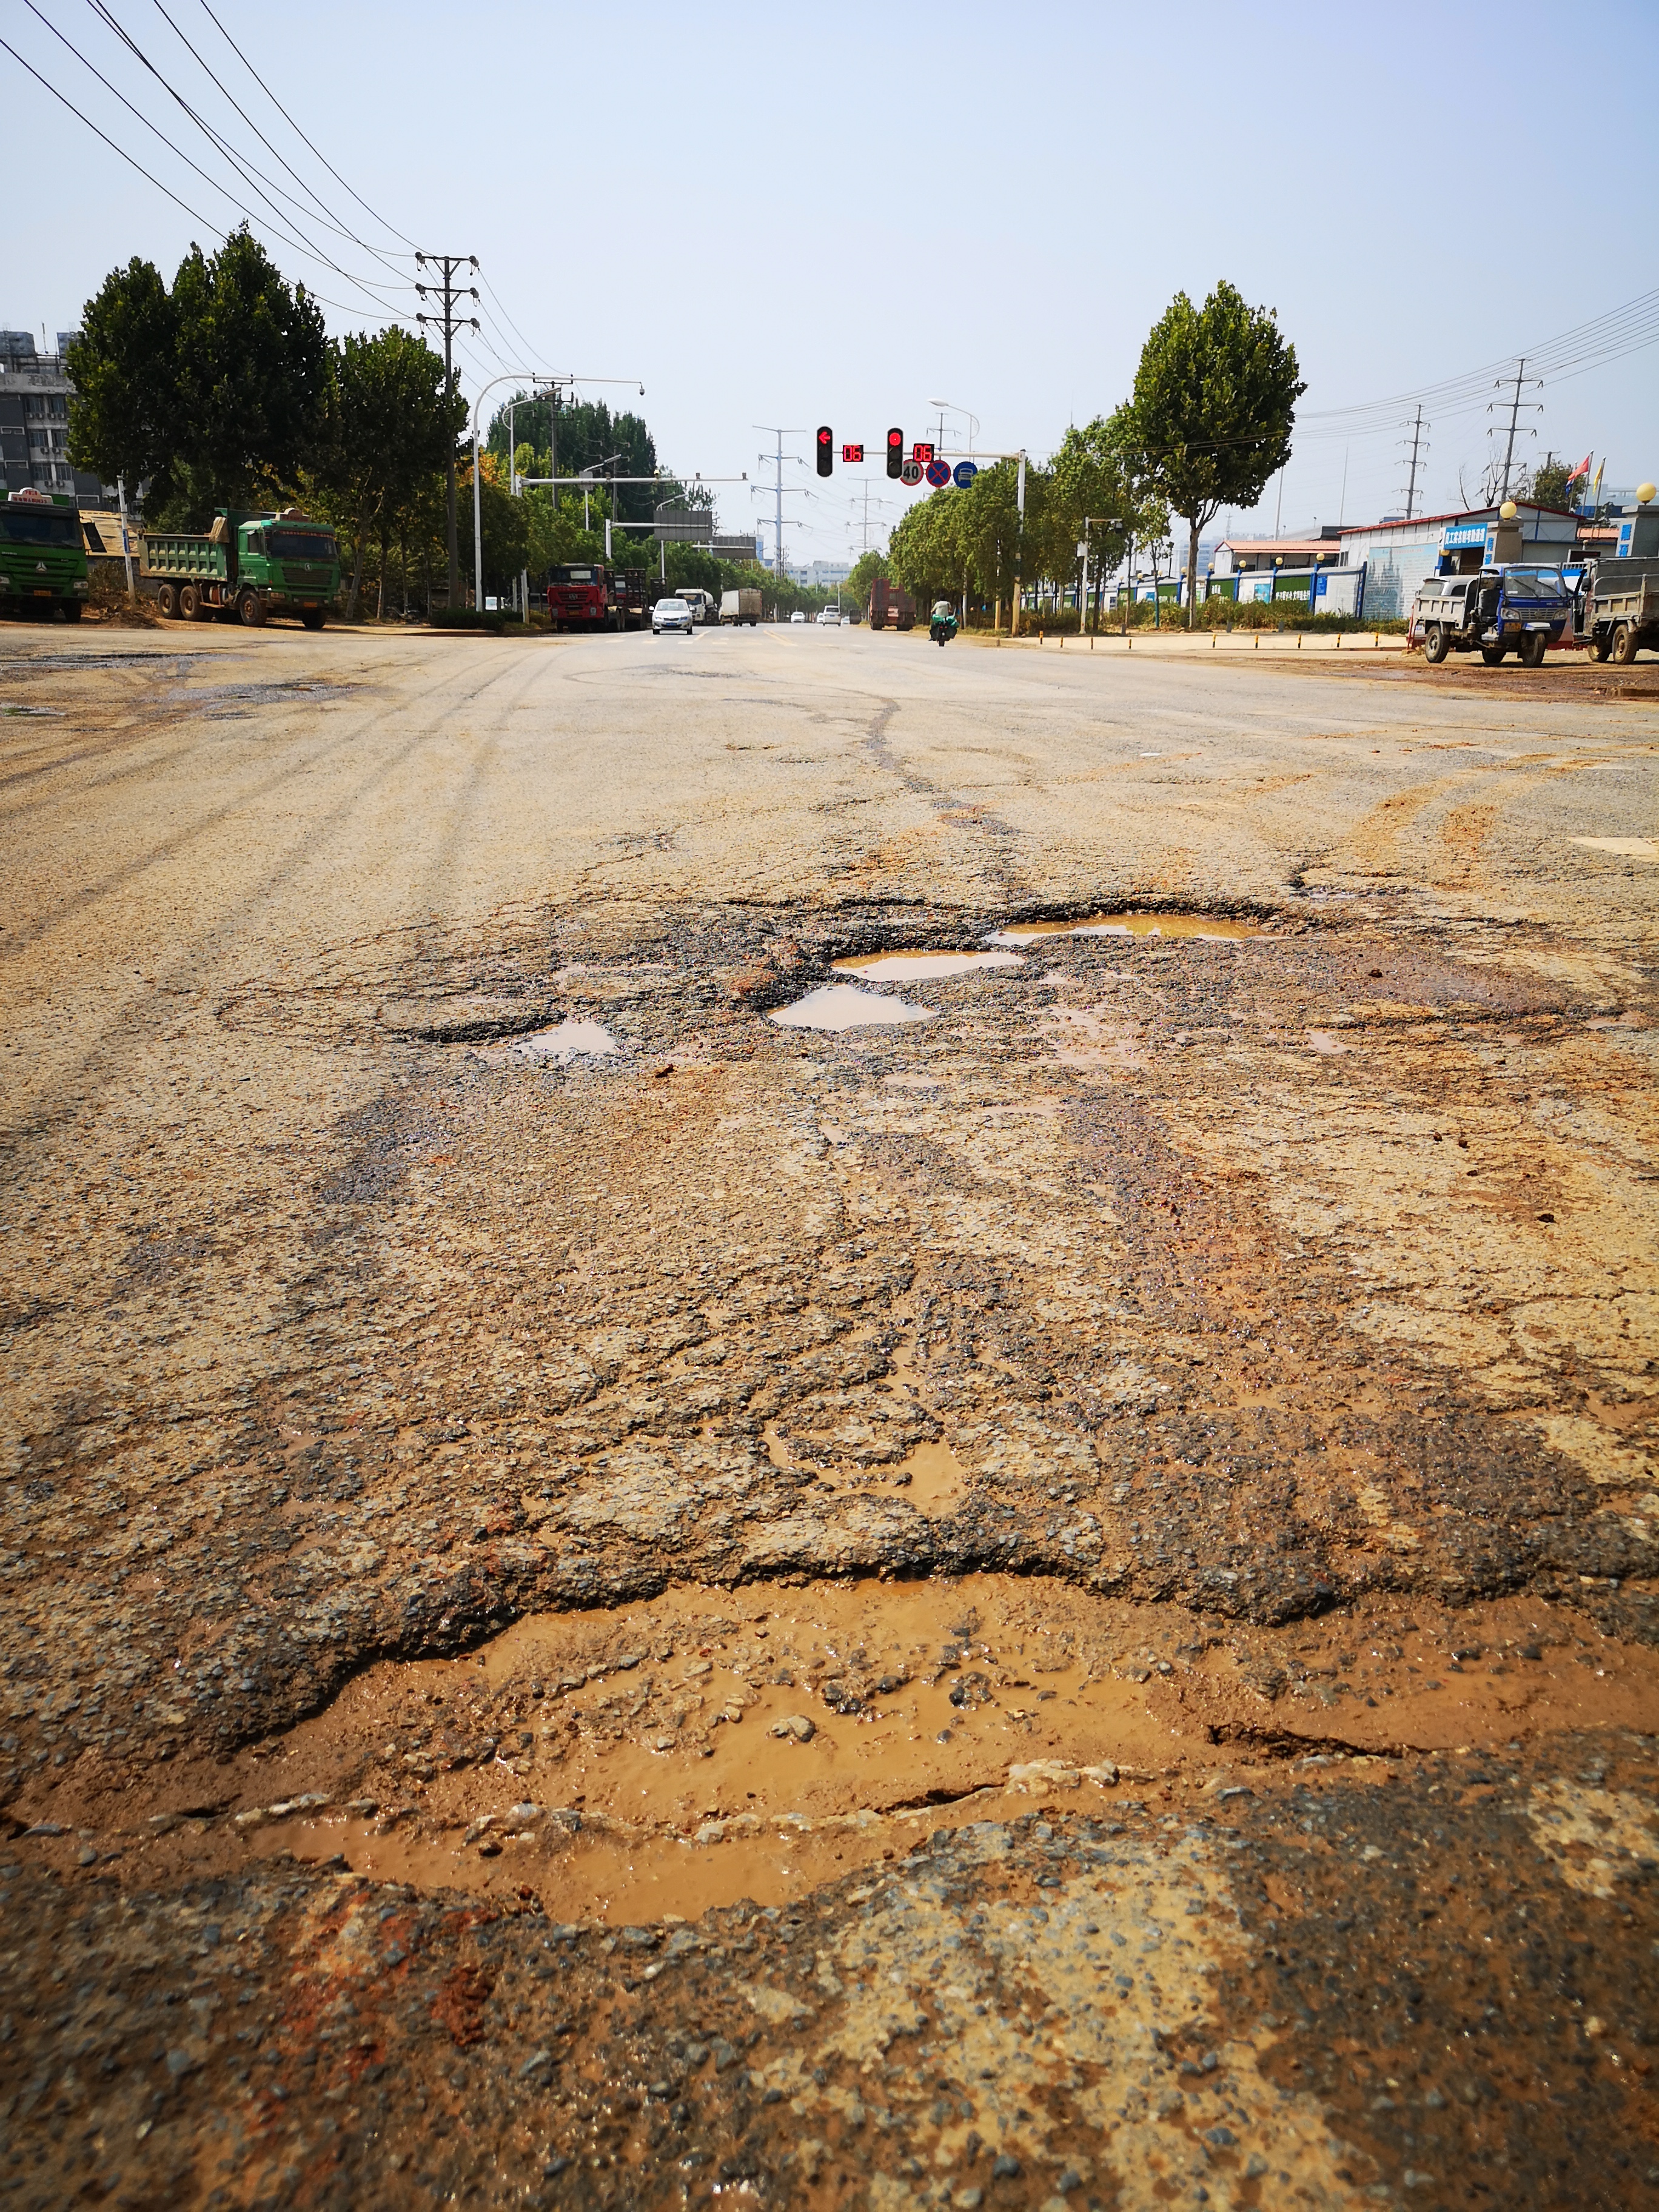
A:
[1304,286,1659,436]
[194,0,417,250]
[25,0,403,314]
[0,29,224,235]
[83,1,417,316]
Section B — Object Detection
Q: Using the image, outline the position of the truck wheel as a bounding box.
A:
[301,609,326,631]
[1610,622,1638,665]
[62,600,83,623]
[1423,624,1449,665]
[1519,631,1547,668]
[1480,645,1506,665]
[1590,627,1612,662]
[179,583,201,621]
[238,589,266,628]
[155,581,178,619]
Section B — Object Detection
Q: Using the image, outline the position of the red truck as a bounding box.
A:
[867,578,915,632]
[545,563,649,632]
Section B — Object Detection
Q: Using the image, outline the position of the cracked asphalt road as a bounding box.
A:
[1,622,1656,2209]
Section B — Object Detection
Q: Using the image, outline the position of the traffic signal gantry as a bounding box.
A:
[812,426,981,492]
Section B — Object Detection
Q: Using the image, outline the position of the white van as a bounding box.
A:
[678,587,716,625]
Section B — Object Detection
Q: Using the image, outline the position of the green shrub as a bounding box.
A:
[429,606,508,634]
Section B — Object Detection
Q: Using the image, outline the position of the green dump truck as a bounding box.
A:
[0,487,89,620]
[139,508,340,628]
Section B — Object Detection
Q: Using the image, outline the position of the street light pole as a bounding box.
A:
[1011,450,1027,637]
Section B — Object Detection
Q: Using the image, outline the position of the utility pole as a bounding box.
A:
[1402,407,1427,521]
[416,252,479,608]
[1011,450,1027,636]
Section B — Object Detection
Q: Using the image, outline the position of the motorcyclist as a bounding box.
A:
[930,598,958,646]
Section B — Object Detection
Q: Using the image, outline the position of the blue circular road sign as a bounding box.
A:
[924,458,951,488]
[953,461,978,489]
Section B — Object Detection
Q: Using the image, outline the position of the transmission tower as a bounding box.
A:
[1399,407,1429,521]
[1489,358,1543,504]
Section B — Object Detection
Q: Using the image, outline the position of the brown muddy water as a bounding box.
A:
[990,912,1265,943]
[44,1575,1659,1931]
[831,950,1025,980]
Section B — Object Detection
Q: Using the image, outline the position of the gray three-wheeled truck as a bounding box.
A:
[1575,486,1659,664]
[1410,565,1570,665]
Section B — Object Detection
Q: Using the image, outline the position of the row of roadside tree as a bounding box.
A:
[873,281,1302,629]
[64,227,828,620]
[65,233,1304,629]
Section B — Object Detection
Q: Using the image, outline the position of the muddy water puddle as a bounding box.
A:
[60,1581,1659,1927]
[832,948,1024,981]
[990,911,1264,944]
[768,982,934,1031]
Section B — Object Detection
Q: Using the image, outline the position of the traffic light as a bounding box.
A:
[886,427,903,479]
[816,426,833,478]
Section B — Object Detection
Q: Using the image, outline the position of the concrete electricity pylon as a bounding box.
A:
[416,253,479,607]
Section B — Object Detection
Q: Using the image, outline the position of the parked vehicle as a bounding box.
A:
[546,562,648,632]
[139,506,340,628]
[720,588,762,626]
[1582,562,1659,664]
[1575,494,1659,663]
[1409,565,1569,666]
[0,488,89,620]
[652,595,694,636]
[677,587,717,625]
[140,508,338,628]
[930,598,958,646]
[868,579,914,632]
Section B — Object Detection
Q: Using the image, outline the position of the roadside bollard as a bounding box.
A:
[1254,633,1259,649]
[1336,631,1341,649]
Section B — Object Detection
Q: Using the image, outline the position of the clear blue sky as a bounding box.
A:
[6,0,1656,565]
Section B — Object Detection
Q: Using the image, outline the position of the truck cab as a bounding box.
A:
[1411,564,1569,666]
[0,488,89,620]
[546,563,646,632]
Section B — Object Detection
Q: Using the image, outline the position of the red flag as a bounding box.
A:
[1567,454,1592,483]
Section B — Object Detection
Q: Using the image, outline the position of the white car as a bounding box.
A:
[789,609,808,624]
[652,596,694,635]
[816,606,841,626]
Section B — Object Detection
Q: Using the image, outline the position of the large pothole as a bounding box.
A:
[27,1577,1654,1929]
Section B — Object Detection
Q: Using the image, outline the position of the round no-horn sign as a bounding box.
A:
[924,458,951,488]
[953,461,978,489]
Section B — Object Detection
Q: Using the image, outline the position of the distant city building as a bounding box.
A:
[0,330,112,504]
[784,559,851,589]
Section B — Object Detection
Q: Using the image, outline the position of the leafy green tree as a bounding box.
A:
[845,549,891,608]
[64,257,178,498]
[1048,411,1168,626]
[486,394,665,523]
[1529,456,1577,512]
[320,326,466,617]
[68,230,329,525]
[1124,280,1304,623]
[167,229,330,522]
